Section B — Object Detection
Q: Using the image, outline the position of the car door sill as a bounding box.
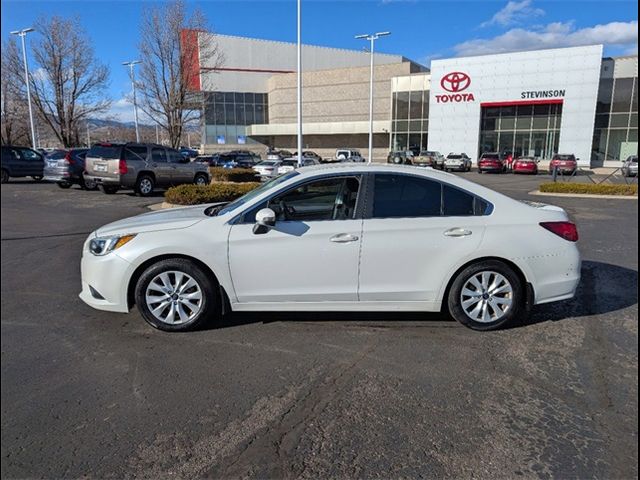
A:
[231,300,440,312]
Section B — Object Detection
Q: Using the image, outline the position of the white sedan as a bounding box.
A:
[80,164,581,332]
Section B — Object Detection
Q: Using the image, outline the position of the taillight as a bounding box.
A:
[119,158,128,174]
[64,151,74,165]
[540,222,579,242]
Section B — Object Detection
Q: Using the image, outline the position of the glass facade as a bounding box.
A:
[592,76,638,163]
[479,103,563,158]
[391,90,429,151]
[203,91,269,145]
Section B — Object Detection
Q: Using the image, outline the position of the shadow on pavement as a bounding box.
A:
[213,260,638,332]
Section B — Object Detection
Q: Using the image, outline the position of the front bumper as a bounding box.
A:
[79,249,133,313]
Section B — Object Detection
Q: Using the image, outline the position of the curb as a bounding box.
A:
[529,190,638,200]
[148,202,181,210]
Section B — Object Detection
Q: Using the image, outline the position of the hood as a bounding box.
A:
[95,204,210,237]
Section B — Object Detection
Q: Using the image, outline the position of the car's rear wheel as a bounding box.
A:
[1,169,10,183]
[81,175,98,190]
[31,175,43,182]
[447,260,525,331]
[194,173,209,186]
[135,259,219,332]
[136,175,155,196]
[57,181,72,189]
[101,185,119,195]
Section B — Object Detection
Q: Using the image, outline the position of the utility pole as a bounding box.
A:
[10,28,36,149]
[122,60,141,142]
[296,0,303,167]
[355,31,390,164]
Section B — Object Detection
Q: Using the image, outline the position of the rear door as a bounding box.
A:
[86,144,123,178]
[358,173,488,303]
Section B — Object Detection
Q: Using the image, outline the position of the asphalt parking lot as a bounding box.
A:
[1,173,638,479]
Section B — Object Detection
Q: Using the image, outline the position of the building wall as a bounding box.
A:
[428,45,603,165]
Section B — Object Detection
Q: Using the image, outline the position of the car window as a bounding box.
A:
[124,146,148,161]
[373,174,441,218]
[19,148,42,161]
[447,155,462,159]
[46,150,67,160]
[152,148,167,163]
[88,145,122,159]
[167,149,184,163]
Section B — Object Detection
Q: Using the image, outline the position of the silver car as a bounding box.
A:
[84,143,210,196]
[622,155,638,177]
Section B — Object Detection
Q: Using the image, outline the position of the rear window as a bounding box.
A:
[447,155,462,159]
[482,154,500,160]
[554,154,576,161]
[46,151,67,160]
[88,145,122,159]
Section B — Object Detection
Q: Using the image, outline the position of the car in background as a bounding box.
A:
[220,150,262,169]
[444,153,472,172]
[1,145,45,183]
[621,155,638,177]
[277,157,319,174]
[387,150,415,165]
[43,148,96,189]
[418,150,446,169]
[79,163,581,333]
[293,151,322,162]
[512,156,539,175]
[195,154,223,167]
[477,153,506,174]
[253,160,282,179]
[266,150,293,162]
[335,149,365,162]
[84,142,210,196]
[549,154,578,175]
[179,147,199,159]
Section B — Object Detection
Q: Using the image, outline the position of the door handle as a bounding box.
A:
[330,233,359,243]
[444,228,472,237]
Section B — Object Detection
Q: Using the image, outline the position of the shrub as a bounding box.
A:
[165,182,261,206]
[539,182,638,196]
[209,167,259,183]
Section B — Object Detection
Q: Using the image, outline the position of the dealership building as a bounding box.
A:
[186,32,638,166]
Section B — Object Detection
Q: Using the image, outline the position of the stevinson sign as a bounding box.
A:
[521,89,566,99]
[435,72,475,103]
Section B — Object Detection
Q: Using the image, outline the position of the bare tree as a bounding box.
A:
[1,38,30,145]
[137,0,222,149]
[21,16,111,147]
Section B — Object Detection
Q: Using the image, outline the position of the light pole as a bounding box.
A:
[296,0,303,167]
[122,60,141,142]
[355,31,390,164]
[10,28,36,149]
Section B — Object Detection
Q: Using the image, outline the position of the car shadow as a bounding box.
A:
[207,260,637,332]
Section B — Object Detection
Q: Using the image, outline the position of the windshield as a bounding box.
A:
[212,171,300,217]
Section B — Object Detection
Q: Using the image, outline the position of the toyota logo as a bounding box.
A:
[441,72,471,93]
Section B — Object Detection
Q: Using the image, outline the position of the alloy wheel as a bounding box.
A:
[145,271,204,325]
[139,178,153,195]
[460,271,513,323]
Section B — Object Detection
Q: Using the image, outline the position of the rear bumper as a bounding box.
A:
[530,246,582,305]
[478,165,504,171]
[83,175,121,187]
[445,163,466,171]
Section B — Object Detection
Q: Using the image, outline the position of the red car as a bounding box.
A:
[478,152,506,173]
[549,154,578,174]
[512,156,539,174]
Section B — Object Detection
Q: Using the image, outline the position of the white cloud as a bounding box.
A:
[106,97,137,123]
[480,0,545,28]
[454,20,639,57]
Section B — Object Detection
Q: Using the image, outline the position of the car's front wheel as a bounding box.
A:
[447,260,526,331]
[135,258,219,332]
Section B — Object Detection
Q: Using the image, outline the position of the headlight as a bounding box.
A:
[89,234,136,256]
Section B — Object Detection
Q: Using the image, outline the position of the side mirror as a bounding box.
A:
[253,208,276,234]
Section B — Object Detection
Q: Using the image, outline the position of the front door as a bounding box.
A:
[358,173,487,303]
[150,147,173,187]
[228,175,363,303]
[167,149,192,184]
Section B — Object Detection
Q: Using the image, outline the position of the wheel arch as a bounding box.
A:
[126,253,230,311]
[136,170,156,182]
[439,256,535,314]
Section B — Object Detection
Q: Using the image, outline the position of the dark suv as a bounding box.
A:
[220,150,262,168]
[84,143,210,196]
[1,146,45,183]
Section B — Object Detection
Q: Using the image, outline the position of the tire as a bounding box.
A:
[447,260,526,331]
[81,175,98,191]
[31,175,43,182]
[194,173,209,186]
[478,170,483,174]
[134,258,219,332]
[393,156,403,165]
[136,174,155,197]
[57,181,72,189]
[101,185,119,195]
[1,169,9,184]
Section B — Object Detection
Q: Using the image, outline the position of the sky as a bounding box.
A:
[1,0,638,122]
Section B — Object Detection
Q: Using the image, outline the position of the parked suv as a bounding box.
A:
[43,148,96,189]
[84,143,210,196]
[478,152,506,173]
[220,150,261,168]
[1,146,45,183]
[387,150,415,165]
[549,154,578,175]
[335,149,364,162]
[622,155,638,177]
[444,153,472,172]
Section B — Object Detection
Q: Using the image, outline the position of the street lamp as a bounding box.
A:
[122,60,141,142]
[296,0,303,167]
[10,28,36,149]
[355,31,390,164]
